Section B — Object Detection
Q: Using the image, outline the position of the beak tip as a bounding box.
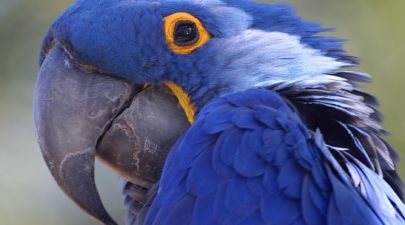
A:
[35,46,123,225]
[36,45,189,225]
[60,152,118,225]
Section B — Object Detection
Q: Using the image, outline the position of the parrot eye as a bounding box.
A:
[164,12,211,55]
[173,21,199,46]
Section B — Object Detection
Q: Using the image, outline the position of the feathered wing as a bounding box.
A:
[273,70,403,199]
[219,1,402,197]
[139,89,405,225]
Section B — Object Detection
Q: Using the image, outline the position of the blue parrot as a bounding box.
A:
[33,0,405,224]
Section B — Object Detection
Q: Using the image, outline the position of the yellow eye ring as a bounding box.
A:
[164,12,211,55]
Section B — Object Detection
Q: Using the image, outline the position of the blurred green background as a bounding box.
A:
[0,0,404,224]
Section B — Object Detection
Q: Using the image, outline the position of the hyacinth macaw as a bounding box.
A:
[34,0,405,224]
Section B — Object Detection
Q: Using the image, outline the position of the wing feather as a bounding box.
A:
[141,89,404,225]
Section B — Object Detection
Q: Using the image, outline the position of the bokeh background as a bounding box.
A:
[1,0,404,224]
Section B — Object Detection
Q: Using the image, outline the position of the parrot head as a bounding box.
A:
[41,0,351,109]
[35,0,395,224]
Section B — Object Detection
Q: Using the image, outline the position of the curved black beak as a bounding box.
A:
[34,46,189,224]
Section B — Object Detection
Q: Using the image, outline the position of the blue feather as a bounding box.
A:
[186,143,225,197]
[143,89,405,225]
[301,176,326,225]
[43,0,404,224]
[260,192,302,225]
[233,132,266,177]
[231,108,262,129]
[277,159,304,199]
[191,192,217,225]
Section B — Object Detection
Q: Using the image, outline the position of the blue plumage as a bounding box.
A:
[143,89,405,225]
[38,0,405,224]
[44,0,349,104]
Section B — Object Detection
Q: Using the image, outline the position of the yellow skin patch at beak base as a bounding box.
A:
[164,82,196,124]
[142,82,196,123]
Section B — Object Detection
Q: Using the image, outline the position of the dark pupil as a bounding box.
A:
[174,20,199,46]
